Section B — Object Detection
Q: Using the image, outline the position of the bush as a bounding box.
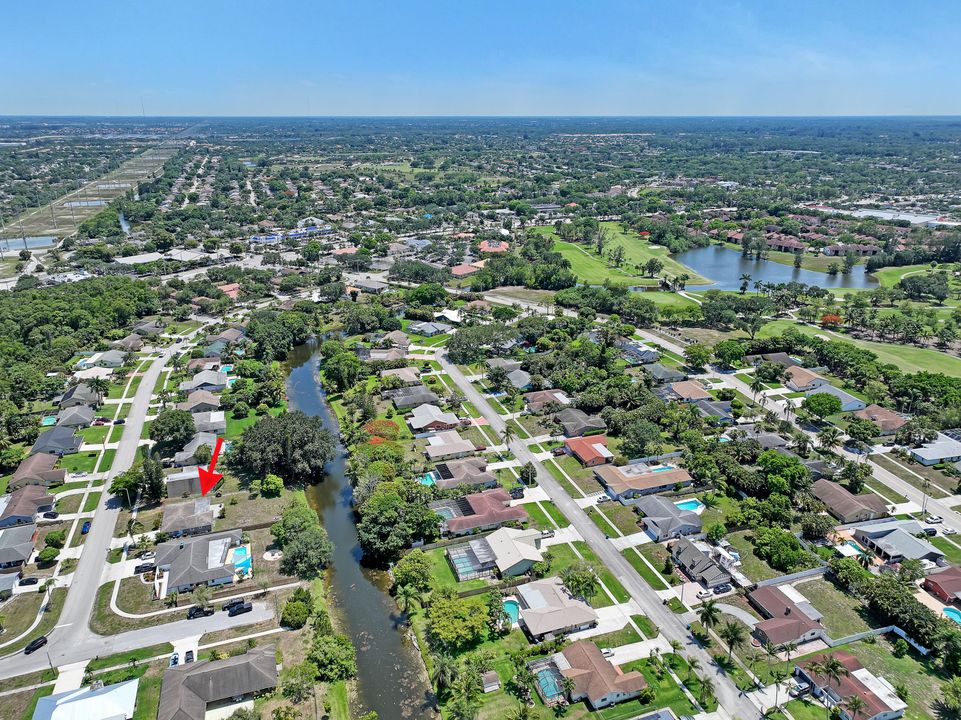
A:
[37,547,59,565]
[233,401,251,418]
[260,473,283,497]
[44,530,66,549]
[281,599,310,629]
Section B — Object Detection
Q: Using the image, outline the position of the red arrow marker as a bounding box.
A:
[198,437,224,497]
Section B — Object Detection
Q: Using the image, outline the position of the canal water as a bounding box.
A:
[285,341,435,720]
[675,244,877,291]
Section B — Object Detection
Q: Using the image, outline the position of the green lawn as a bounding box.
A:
[82,491,102,513]
[930,536,961,565]
[424,547,489,592]
[97,448,117,472]
[86,643,173,672]
[58,452,100,474]
[793,578,879,637]
[725,531,786,582]
[79,425,110,444]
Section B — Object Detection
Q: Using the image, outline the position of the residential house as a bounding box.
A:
[523,388,572,413]
[730,423,789,449]
[811,479,888,523]
[30,426,81,456]
[565,436,613,467]
[132,319,164,336]
[425,431,477,461]
[56,404,94,428]
[112,333,143,352]
[382,330,410,348]
[908,431,961,466]
[805,386,866,412]
[161,497,215,537]
[822,242,881,257]
[446,527,544,581]
[155,530,242,595]
[594,463,692,504]
[451,263,480,278]
[9,454,65,490]
[96,350,127,368]
[515,577,599,641]
[407,404,460,432]
[0,573,17,600]
[216,282,241,300]
[353,278,387,294]
[506,368,532,391]
[557,640,647,709]
[694,399,735,425]
[173,433,219,467]
[668,380,712,403]
[853,405,907,436]
[380,366,421,385]
[432,457,498,491]
[34,678,139,720]
[58,382,100,409]
[192,411,227,435]
[178,390,221,414]
[784,366,829,392]
[0,524,37,571]
[164,467,202,497]
[186,357,220,373]
[407,321,453,337]
[745,352,800,368]
[0,487,54,528]
[435,308,463,325]
[158,644,277,720]
[615,339,659,365]
[487,358,523,373]
[430,488,528,535]
[634,495,701,541]
[748,585,824,647]
[479,239,509,254]
[670,537,731,588]
[853,519,945,564]
[795,652,906,720]
[179,370,228,393]
[368,347,407,362]
[642,363,686,384]
[923,566,961,604]
[387,385,441,411]
[203,340,228,359]
[555,408,607,438]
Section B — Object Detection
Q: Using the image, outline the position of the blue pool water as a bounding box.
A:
[675,499,706,512]
[233,546,252,574]
[435,507,456,520]
[945,608,961,625]
[503,599,520,624]
[537,668,564,700]
[845,540,868,556]
[417,473,436,486]
[221,364,234,373]
[40,416,56,427]
[651,465,674,473]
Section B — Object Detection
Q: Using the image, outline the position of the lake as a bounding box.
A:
[674,245,877,291]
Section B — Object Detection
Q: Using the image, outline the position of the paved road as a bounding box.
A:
[439,354,759,720]
[0,329,273,678]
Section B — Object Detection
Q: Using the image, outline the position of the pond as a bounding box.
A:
[285,341,435,720]
[674,245,877,291]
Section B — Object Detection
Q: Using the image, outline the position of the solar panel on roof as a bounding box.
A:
[436,463,455,480]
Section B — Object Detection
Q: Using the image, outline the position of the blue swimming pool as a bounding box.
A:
[221,364,234,373]
[675,498,706,513]
[417,473,436,486]
[435,507,456,520]
[233,546,252,574]
[945,607,961,625]
[537,668,564,700]
[503,599,520,624]
[40,416,56,427]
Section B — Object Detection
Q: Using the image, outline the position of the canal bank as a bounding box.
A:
[284,340,435,720]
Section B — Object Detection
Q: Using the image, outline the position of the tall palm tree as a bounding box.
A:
[561,675,576,700]
[845,694,867,720]
[501,424,516,447]
[697,599,721,631]
[749,375,765,398]
[396,584,419,615]
[686,656,702,682]
[431,652,458,694]
[817,427,842,453]
[669,638,682,659]
[698,675,715,706]
[770,665,789,708]
[782,641,798,667]
[718,620,746,662]
[88,377,110,401]
[506,704,532,720]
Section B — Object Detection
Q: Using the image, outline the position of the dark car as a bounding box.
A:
[222,598,245,612]
[42,511,59,520]
[184,650,194,663]
[176,337,184,344]
[713,583,733,595]
[228,602,253,617]
[81,521,91,535]
[188,606,214,620]
[18,577,39,586]
[923,527,938,537]
[114,418,126,425]
[24,636,47,655]
[551,447,566,456]
[134,563,155,575]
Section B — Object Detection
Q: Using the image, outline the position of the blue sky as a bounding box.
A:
[4,1,960,116]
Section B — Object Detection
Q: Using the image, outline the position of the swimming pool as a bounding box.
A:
[233,546,252,575]
[537,668,564,700]
[945,607,961,625]
[675,498,706,513]
[40,416,56,427]
[845,540,868,556]
[503,599,520,624]
[434,507,456,520]
[417,473,437,486]
[650,465,675,473]
[221,364,234,373]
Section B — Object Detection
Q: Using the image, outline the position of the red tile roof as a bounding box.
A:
[564,435,612,465]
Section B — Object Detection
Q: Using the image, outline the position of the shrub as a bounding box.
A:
[281,599,310,629]
[44,530,66,549]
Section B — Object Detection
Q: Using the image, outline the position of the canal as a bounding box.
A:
[674,244,878,291]
[285,341,435,720]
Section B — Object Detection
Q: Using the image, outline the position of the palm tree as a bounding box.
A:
[125,517,143,538]
[697,675,715,706]
[718,620,746,663]
[88,377,110,401]
[561,675,576,700]
[506,704,532,720]
[845,694,867,720]
[191,585,211,609]
[501,424,516,448]
[697,599,721,631]
[396,584,419,615]
[669,638,682,660]
[817,427,842,453]
[431,652,458,694]
[686,656,701,682]
[749,375,765,398]
[770,665,789,708]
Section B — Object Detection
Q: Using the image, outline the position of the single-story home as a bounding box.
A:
[634,495,700,541]
[9,454,65,490]
[853,405,908,436]
[557,640,647,709]
[407,321,453,337]
[380,366,420,386]
[670,537,731,588]
[35,678,139,720]
[668,380,712,403]
[909,431,961,466]
[432,458,498,491]
[593,463,692,504]
[0,487,54,528]
[164,467,203,497]
[178,390,222,414]
[58,382,100,409]
[523,389,572,413]
[158,644,277,720]
[113,333,144,352]
[555,408,607,438]
[96,349,127,368]
[179,370,228,393]
[795,652,906,720]
[387,385,441,411]
[192,411,227,435]
[30,426,82,456]
[853,519,945,564]
[486,358,523,373]
[407,403,460,432]
[381,330,410,348]
[160,497,215,537]
[564,436,613,467]
[748,585,824,647]
[745,352,799,368]
[56,404,95,429]
[507,368,532,391]
[784,366,830,392]
[515,577,598,641]
[0,524,37,571]
[642,363,686,384]
[446,527,545,582]
[805,386,866,412]
[811,479,888,523]
[155,529,242,595]
[173,433,219,467]
[430,488,528,536]
[693,399,735,425]
[132,319,164,336]
[368,347,407,362]
[425,431,477,461]
[923,566,961,604]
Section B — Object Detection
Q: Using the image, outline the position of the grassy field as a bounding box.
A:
[793,577,879,637]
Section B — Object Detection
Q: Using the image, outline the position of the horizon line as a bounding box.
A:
[3,113,961,120]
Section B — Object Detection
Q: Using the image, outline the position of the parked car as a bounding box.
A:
[134,563,155,575]
[42,511,59,520]
[944,528,957,536]
[24,636,47,655]
[176,337,184,343]
[139,551,155,560]
[601,647,615,658]
[184,650,194,663]
[596,495,611,504]
[114,418,126,425]
[541,529,555,539]
[188,606,214,619]
[713,583,732,595]
[551,447,566,456]
[222,598,245,612]
[169,652,179,667]
[923,527,938,537]
[228,602,253,617]
[18,577,39,586]
[789,680,811,698]
[81,521,91,535]
[696,589,714,600]
[927,515,943,524]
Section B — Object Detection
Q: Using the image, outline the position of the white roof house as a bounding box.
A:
[407,403,459,431]
[909,432,961,466]
[33,678,139,720]
[484,527,545,574]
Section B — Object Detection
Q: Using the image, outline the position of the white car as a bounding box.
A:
[927,515,944,524]
[601,647,615,658]
[696,589,714,600]
[943,528,957,536]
